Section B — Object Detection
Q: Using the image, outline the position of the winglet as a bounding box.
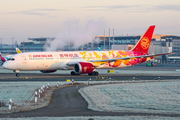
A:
[131,25,155,54]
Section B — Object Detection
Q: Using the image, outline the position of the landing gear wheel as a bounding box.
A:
[88,71,99,76]
[16,73,20,77]
[95,71,99,76]
[88,73,92,76]
[71,71,80,76]
[71,71,75,75]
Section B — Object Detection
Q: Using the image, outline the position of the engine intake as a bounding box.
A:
[74,62,94,74]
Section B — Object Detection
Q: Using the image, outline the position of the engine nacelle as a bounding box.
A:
[40,70,57,73]
[139,58,147,63]
[74,62,94,74]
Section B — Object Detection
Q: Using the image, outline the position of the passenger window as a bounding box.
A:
[7,58,11,61]
[11,58,15,61]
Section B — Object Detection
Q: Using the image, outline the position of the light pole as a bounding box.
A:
[69,25,70,51]
[104,29,105,50]
[151,44,154,54]
[12,37,14,53]
[113,29,114,45]
[124,40,126,50]
[151,44,154,63]
[1,38,2,48]
[109,28,110,50]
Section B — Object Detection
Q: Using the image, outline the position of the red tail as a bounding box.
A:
[131,25,155,54]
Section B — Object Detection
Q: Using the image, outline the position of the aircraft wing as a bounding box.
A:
[89,52,172,63]
[66,52,172,66]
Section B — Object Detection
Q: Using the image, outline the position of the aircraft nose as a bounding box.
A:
[2,62,8,69]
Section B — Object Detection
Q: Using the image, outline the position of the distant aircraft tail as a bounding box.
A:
[97,47,101,51]
[16,48,22,54]
[0,53,2,59]
[131,25,155,54]
[0,52,6,62]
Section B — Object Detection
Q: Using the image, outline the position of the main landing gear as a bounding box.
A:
[70,71,99,76]
[88,71,99,76]
[71,71,80,75]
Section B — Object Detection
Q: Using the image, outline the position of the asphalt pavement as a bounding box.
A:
[1,85,180,118]
[1,64,180,118]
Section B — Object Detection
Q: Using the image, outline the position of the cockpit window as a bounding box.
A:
[7,58,15,61]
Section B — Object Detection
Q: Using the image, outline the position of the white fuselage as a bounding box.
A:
[3,51,134,71]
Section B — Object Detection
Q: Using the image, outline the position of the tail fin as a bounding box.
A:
[97,47,101,51]
[131,25,155,54]
[0,53,6,62]
[16,48,22,54]
[0,52,2,59]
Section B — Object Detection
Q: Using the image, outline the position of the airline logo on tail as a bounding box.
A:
[141,37,150,49]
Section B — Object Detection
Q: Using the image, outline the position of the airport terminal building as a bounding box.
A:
[0,34,180,63]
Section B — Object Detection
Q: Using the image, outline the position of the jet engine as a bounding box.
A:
[40,70,57,73]
[139,58,147,63]
[74,62,94,74]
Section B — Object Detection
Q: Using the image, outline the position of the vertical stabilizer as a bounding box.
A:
[0,52,2,58]
[131,25,155,54]
[16,48,22,54]
[0,53,6,62]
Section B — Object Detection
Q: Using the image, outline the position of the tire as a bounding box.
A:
[96,72,99,76]
[88,71,99,76]
[71,71,80,76]
[71,71,75,75]
[88,73,92,76]
[16,73,20,77]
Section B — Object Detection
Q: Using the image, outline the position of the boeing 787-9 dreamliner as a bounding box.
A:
[3,25,171,77]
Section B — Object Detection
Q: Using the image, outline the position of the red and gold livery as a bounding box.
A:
[2,25,172,77]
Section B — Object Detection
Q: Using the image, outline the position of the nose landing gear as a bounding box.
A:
[16,73,20,77]
[14,70,20,77]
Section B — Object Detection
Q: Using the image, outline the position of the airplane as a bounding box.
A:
[2,25,172,77]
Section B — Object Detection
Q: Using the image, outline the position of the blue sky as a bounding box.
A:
[0,0,180,44]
